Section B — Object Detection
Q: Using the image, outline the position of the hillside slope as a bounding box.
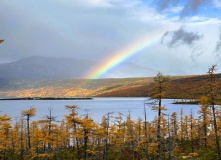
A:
[96,74,221,99]
[1,74,221,99]
[0,77,155,97]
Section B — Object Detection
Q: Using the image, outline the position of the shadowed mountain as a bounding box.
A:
[0,56,158,79]
[0,57,95,79]
[103,62,158,78]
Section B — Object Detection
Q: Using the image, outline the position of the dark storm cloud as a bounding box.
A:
[181,0,209,17]
[157,0,210,17]
[161,26,203,48]
[157,0,179,11]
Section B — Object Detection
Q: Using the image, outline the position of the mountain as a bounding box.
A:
[0,56,157,79]
[0,57,95,79]
[103,62,157,78]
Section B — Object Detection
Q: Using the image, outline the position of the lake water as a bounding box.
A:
[0,97,200,124]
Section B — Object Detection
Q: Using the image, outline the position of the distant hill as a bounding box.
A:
[0,56,158,79]
[0,74,217,99]
[0,77,155,97]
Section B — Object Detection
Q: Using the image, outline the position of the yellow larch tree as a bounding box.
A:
[151,72,169,160]
[65,105,82,160]
[0,114,12,159]
[207,65,221,159]
[170,112,178,139]
[79,113,97,160]
[125,113,136,159]
[30,120,43,159]
[59,119,70,148]
[198,96,210,147]
[100,113,113,160]
[21,107,36,150]
[10,121,21,156]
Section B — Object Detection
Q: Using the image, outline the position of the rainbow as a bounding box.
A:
[87,29,166,79]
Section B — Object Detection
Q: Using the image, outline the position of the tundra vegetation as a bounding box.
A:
[0,65,221,160]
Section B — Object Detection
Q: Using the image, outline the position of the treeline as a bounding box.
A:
[0,65,221,160]
[0,99,220,160]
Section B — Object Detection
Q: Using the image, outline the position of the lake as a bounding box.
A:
[0,97,200,124]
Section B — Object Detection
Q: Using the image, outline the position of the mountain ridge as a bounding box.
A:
[0,56,158,79]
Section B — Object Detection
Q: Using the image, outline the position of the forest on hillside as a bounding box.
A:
[1,74,221,100]
[0,65,221,160]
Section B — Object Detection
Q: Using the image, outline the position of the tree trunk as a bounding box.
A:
[84,130,88,160]
[27,115,31,149]
[212,105,221,160]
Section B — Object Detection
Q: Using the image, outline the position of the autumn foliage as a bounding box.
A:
[1,67,221,159]
[1,101,221,160]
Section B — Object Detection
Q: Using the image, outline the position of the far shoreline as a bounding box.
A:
[0,97,93,100]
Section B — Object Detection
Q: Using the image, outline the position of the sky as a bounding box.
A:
[0,0,221,77]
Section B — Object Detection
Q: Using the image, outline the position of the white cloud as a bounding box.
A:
[183,16,209,22]
[60,0,142,8]
[214,0,221,8]
[165,6,184,13]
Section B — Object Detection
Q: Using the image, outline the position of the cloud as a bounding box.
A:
[215,29,221,52]
[71,0,142,8]
[168,6,184,13]
[161,26,203,48]
[157,0,210,18]
[181,0,210,17]
[190,45,204,63]
[157,0,179,11]
[1,0,221,77]
[0,0,159,63]
[214,0,221,8]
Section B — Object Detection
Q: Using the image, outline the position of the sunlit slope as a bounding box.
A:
[0,77,155,97]
[1,74,218,98]
[96,74,221,99]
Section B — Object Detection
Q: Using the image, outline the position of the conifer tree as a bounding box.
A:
[114,112,125,159]
[198,96,210,147]
[207,65,221,160]
[170,112,178,139]
[179,108,184,141]
[184,115,189,140]
[125,113,136,159]
[0,114,12,159]
[65,105,82,160]
[46,107,56,150]
[60,119,70,148]
[30,121,42,158]
[79,113,97,160]
[151,72,169,159]
[100,112,113,160]
[10,121,20,156]
[21,107,36,149]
